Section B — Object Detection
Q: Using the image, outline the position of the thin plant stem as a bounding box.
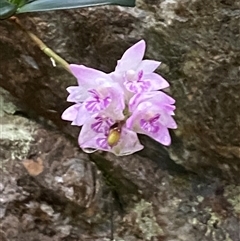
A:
[10,16,71,73]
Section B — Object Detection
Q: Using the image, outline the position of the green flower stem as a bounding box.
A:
[123,107,131,119]
[10,16,71,74]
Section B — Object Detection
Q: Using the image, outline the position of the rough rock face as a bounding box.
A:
[0,0,239,240]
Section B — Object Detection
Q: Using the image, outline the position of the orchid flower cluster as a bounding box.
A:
[62,40,177,156]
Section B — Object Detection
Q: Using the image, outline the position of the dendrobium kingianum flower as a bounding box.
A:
[62,40,177,156]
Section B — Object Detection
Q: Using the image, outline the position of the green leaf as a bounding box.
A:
[8,0,27,7]
[17,0,135,13]
[0,0,18,19]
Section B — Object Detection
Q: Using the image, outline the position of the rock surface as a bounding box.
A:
[0,0,240,240]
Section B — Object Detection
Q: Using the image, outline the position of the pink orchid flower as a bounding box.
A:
[111,40,169,96]
[127,91,177,146]
[62,65,125,125]
[62,40,177,156]
[78,115,143,156]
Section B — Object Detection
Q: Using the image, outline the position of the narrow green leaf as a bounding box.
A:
[0,0,18,19]
[17,0,135,13]
[8,0,27,8]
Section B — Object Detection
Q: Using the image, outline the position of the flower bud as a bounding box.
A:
[107,123,121,147]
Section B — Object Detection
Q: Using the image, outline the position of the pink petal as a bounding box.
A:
[159,113,178,129]
[70,64,109,86]
[80,135,109,152]
[115,40,146,72]
[66,86,79,94]
[129,91,175,112]
[151,126,171,146]
[79,130,108,153]
[84,89,111,113]
[78,116,114,151]
[129,113,172,146]
[61,103,81,122]
[72,105,92,126]
[150,91,175,105]
[78,119,109,151]
[126,104,175,146]
[128,93,152,112]
[66,86,87,102]
[137,60,161,74]
[111,128,144,156]
[101,86,125,120]
[143,73,169,91]
[79,117,144,155]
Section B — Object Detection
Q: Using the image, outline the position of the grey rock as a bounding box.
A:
[0,0,240,240]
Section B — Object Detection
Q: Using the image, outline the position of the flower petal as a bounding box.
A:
[151,126,171,146]
[128,113,171,146]
[72,104,92,126]
[143,73,169,91]
[78,117,143,155]
[66,86,79,94]
[129,91,175,113]
[66,86,88,102]
[126,102,175,146]
[78,117,111,151]
[70,64,110,86]
[61,103,81,122]
[159,113,178,129]
[137,60,161,73]
[103,87,125,120]
[115,40,146,72]
[111,128,144,156]
[79,129,109,152]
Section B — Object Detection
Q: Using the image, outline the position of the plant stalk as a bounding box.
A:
[10,16,71,73]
